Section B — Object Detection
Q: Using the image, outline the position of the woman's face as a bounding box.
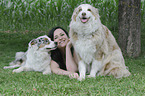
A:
[53,28,69,49]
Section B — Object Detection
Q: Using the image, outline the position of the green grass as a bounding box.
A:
[0,0,145,95]
[0,32,145,95]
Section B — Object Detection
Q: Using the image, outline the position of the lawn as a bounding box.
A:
[0,31,145,96]
[0,0,145,95]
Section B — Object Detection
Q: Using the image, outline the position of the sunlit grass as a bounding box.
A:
[0,17,145,96]
[0,30,145,96]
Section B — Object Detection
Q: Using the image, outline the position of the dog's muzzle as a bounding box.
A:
[80,13,90,23]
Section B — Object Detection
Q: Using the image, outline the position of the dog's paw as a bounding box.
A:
[3,66,9,69]
[87,75,96,78]
[77,77,85,81]
[13,69,21,73]
[43,71,51,75]
[97,72,101,76]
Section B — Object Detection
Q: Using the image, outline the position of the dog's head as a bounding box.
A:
[71,4,100,24]
[28,35,57,52]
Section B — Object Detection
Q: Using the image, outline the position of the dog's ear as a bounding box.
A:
[29,39,37,47]
[71,8,77,21]
[92,7,100,20]
[31,39,37,45]
[71,6,81,21]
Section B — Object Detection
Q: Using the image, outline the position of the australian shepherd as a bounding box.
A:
[4,35,57,74]
[69,4,131,81]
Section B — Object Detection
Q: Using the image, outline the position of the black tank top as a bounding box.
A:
[51,47,74,70]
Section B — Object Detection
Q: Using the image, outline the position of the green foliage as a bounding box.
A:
[1,0,144,34]
[1,0,144,32]
[0,0,119,31]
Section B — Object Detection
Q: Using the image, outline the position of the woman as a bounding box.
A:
[48,26,79,79]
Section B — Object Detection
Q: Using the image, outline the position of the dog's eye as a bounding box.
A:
[38,39,42,43]
[44,39,50,44]
[46,40,49,43]
[79,8,82,12]
[87,9,91,11]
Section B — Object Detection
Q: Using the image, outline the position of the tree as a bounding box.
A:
[118,0,141,57]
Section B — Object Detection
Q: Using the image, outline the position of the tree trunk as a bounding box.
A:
[118,0,141,57]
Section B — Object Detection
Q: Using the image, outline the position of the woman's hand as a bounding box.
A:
[69,73,79,79]
[66,39,72,48]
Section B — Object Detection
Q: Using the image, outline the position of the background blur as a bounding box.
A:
[1,0,144,32]
[0,0,145,55]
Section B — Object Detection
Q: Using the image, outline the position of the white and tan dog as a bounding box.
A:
[69,4,131,80]
[5,35,57,74]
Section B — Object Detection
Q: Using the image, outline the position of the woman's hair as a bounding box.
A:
[48,26,69,70]
[48,26,69,41]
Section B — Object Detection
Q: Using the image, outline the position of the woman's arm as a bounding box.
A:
[65,40,78,72]
[51,60,79,78]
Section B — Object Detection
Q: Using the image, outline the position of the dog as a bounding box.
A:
[5,35,57,74]
[69,4,131,81]
[3,51,27,69]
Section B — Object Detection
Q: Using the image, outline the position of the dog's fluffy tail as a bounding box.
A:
[10,52,27,65]
[4,52,27,69]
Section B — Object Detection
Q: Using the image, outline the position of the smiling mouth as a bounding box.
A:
[80,17,90,23]
[59,40,65,45]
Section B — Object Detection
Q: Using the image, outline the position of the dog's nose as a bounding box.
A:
[82,12,86,16]
[54,42,57,45]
